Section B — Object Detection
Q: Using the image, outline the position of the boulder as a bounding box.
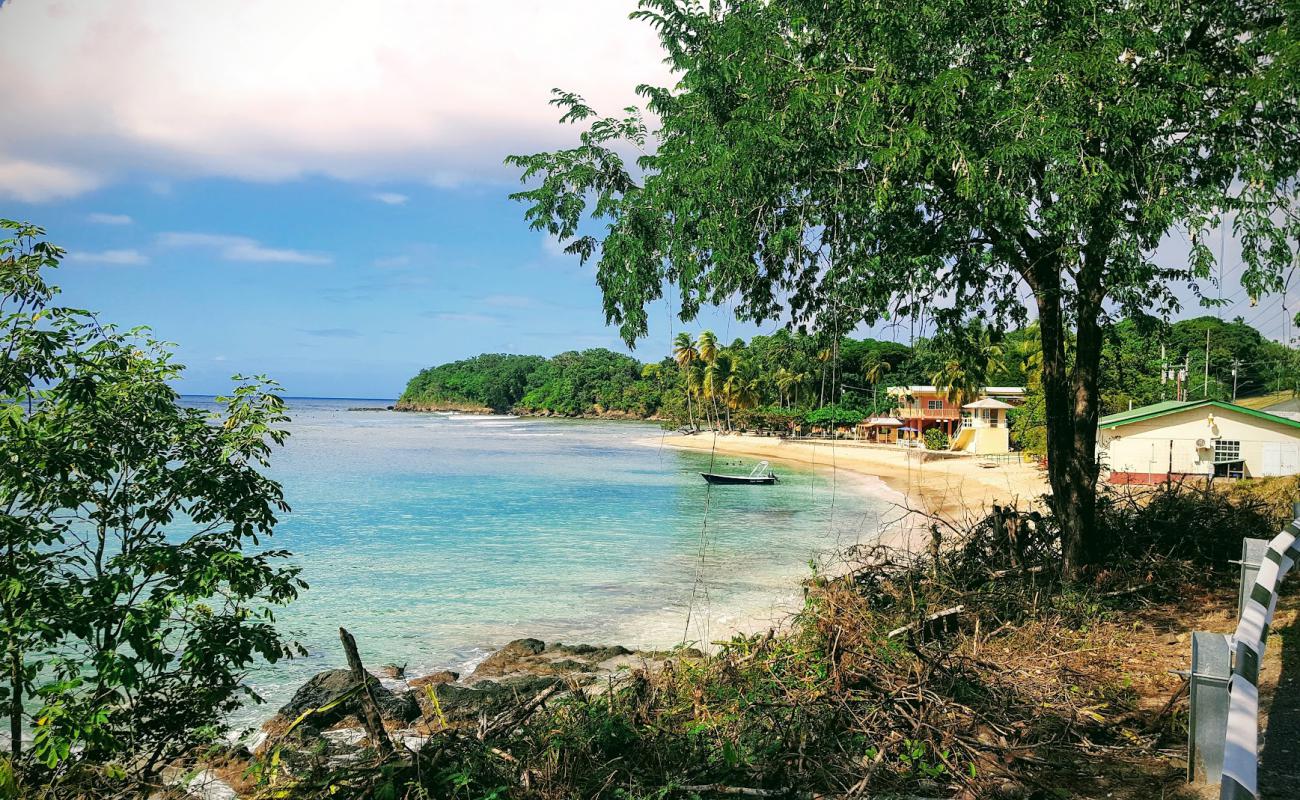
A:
[469,638,546,679]
[277,669,419,729]
[422,675,560,723]
[408,670,459,689]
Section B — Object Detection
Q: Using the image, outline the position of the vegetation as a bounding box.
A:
[508,0,1300,580]
[399,318,1297,450]
[1,221,301,792]
[254,480,1291,799]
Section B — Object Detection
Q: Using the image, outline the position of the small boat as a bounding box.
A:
[701,460,778,485]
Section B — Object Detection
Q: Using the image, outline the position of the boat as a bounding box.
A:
[700,460,778,485]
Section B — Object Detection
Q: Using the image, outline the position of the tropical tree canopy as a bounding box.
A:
[509,0,1300,577]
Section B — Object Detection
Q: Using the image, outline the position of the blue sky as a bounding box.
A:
[12,177,773,398]
[0,1,1291,397]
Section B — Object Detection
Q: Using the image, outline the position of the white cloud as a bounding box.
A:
[0,1,669,198]
[87,212,133,225]
[371,191,408,205]
[158,232,330,264]
[0,158,100,202]
[65,248,149,265]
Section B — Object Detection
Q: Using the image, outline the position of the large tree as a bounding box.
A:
[1,221,303,786]
[509,0,1300,577]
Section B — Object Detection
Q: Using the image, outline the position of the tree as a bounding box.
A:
[0,221,303,785]
[672,332,699,428]
[508,1,1300,578]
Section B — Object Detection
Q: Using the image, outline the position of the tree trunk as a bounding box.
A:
[7,637,19,759]
[1035,278,1103,580]
[338,627,395,760]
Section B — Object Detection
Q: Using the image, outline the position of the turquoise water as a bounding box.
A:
[188,398,892,727]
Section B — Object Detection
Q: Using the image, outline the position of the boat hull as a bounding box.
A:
[700,473,777,485]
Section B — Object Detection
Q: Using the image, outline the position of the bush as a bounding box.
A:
[923,427,949,450]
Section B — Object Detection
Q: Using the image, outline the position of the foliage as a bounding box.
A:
[804,403,866,427]
[508,0,1300,578]
[399,353,546,412]
[923,427,950,451]
[260,484,1285,800]
[517,348,652,416]
[0,220,302,788]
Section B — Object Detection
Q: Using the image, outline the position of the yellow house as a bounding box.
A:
[1097,399,1300,484]
[951,398,1014,454]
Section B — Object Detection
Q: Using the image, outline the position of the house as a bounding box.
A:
[950,397,1015,454]
[886,386,1026,454]
[1097,399,1300,484]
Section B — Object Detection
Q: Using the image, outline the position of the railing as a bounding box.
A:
[1187,502,1300,799]
[894,407,960,419]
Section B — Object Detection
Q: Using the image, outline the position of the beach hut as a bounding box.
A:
[857,416,904,443]
[951,398,1014,454]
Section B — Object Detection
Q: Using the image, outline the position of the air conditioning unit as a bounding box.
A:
[1195,438,1207,449]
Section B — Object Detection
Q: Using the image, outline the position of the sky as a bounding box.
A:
[0,1,1293,397]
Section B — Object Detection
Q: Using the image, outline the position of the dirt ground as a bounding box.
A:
[985,584,1297,800]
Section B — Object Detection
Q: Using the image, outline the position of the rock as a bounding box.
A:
[377,663,406,679]
[186,770,238,800]
[469,638,547,679]
[276,668,419,729]
[421,675,560,723]
[408,670,459,689]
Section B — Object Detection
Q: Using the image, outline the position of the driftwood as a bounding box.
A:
[887,605,965,639]
[478,681,563,740]
[339,626,396,759]
[676,785,813,798]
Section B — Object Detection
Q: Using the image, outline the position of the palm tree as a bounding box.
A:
[774,367,797,408]
[864,357,892,410]
[673,332,700,429]
[705,350,734,430]
[932,360,981,406]
[816,346,833,407]
[696,330,719,366]
[864,357,892,386]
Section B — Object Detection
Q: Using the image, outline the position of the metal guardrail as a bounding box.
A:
[1188,502,1300,799]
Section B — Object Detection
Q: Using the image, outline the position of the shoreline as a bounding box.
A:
[651,431,1051,551]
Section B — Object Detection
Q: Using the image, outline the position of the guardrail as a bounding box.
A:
[1187,503,1300,799]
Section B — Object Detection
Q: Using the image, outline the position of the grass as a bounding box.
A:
[235,480,1295,800]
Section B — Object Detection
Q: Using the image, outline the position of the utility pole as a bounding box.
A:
[1203,328,1211,398]
[1231,359,1240,402]
[1160,344,1168,399]
[1182,354,1190,402]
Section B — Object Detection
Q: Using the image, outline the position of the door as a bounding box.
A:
[1261,441,1300,476]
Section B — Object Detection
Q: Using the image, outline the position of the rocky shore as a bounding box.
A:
[391,401,663,421]
[214,637,700,792]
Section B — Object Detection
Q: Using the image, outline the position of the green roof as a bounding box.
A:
[1099,399,1300,431]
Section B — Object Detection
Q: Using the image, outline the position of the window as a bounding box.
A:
[1214,461,1245,479]
[1213,439,1244,479]
[1213,439,1241,463]
[927,399,943,410]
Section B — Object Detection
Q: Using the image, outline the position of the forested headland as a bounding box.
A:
[397,317,1300,446]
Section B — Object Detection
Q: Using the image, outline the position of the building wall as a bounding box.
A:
[1098,407,1300,482]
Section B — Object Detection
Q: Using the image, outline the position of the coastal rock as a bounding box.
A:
[276,668,419,729]
[408,669,459,689]
[422,675,560,723]
[469,638,546,679]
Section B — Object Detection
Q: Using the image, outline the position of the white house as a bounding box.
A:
[1097,399,1300,484]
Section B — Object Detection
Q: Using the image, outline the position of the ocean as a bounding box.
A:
[185,397,893,729]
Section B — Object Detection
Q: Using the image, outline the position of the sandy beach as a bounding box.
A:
[654,432,1051,550]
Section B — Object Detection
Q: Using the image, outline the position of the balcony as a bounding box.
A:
[894,406,960,420]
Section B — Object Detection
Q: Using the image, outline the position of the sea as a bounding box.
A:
[182,397,896,730]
